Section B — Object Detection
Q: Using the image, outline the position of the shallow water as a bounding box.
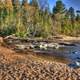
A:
[34,43,80,64]
[8,39,80,65]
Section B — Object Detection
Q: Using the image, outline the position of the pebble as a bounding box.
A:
[0,54,80,80]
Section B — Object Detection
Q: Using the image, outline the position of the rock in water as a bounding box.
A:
[75,61,80,67]
[15,44,26,50]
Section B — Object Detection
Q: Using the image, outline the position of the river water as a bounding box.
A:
[34,43,80,64]
[7,38,80,65]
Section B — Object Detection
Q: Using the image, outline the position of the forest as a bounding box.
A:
[0,0,80,38]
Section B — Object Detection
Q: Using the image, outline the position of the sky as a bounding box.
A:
[20,0,80,11]
[48,0,56,11]
[49,0,80,11]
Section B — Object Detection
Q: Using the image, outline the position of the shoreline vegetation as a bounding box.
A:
[0,0,80,38]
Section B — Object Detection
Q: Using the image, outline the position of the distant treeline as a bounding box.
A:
[0,0,80,38]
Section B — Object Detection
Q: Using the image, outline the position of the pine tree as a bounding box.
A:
[52,0,66,35]
[68,7,75,21]
[76,10,80,22]
[53,0,66,14]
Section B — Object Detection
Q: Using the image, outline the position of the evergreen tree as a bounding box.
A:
[53,0,66,14]
[52,0,66,35]
[76,10,80,21]
[68,7,75,21]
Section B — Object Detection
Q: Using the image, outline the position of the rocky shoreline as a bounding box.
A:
[0,45,80,80]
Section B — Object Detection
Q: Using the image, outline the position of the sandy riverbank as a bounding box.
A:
[0,45,80,80]
[56,35,80,42]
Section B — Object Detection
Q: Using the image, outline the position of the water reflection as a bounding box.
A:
[34,43,80,65]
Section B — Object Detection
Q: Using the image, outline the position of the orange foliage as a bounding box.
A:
[5,0,13,11]
[23,3,36,17]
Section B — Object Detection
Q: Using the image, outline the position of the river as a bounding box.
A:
[33,43,80,65]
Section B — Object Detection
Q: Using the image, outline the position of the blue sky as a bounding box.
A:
[20,0,80,11]
[49,0,80,11]
[63,0,80,10]
[48,0,56,11]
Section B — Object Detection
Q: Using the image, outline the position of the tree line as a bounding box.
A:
[0,0,80,38]
[52,0,80,36]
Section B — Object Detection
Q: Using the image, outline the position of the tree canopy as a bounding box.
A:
[0,0,80,37]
